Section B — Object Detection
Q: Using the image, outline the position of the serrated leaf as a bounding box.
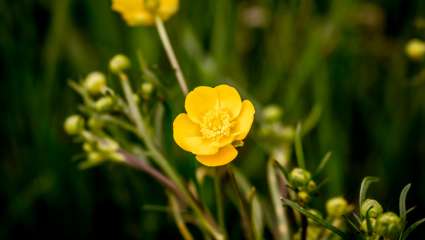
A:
[399,183,411,226]
[400,218,425,240]
[282,198,350,239]
[359,177,379,207]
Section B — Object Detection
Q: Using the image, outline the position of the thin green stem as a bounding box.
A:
[169,194,194,240]
[214,168,226,238]
[227,165,254,240]
[155,16,189,95]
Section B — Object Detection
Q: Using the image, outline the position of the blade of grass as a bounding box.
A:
[358,177,379,207]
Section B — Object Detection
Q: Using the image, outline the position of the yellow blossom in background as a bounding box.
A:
[112,0,179,26]
[405,38,425,61]
[173,85,255,167]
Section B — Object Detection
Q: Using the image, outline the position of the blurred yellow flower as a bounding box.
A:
[405,39,425,61]
[112,0,179,26]
[173,85,255,167]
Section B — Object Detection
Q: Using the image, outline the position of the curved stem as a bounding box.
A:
[170,194,194,240]
[155,16,189,95]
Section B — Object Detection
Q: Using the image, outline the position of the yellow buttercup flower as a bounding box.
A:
[173,85,255,167]
[112,0,179,26]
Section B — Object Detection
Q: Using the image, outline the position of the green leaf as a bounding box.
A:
[314,151,332,177]
[358,176,379,207]
[399,183,411,226]
[295,123,305,168]
[282,198,350,239]
[274,160,290,181]
[406,206,416,215]
[400,218,425,240]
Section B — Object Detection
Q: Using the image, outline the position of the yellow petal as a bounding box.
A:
[215,84,242,119]
[173,113,218,155]
[112,0,155,26]
[196,145,238,167]
[185,86,219,123]
[159,0,179,21]
[233,100,255,140]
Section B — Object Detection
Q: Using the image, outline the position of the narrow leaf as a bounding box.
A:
[274,160,290,181]
[295,123,305,168]
[399,183,411,225]
[314,151,332,177]
[359,176,379,207]
[401,218,425,240]
[282,198,350,239]
[406,206,416,215]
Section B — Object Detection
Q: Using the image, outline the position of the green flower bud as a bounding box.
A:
[83,142,93,152]
[375,212,402,239]
[361,218,377,233]
[263,105,283,123]
[94,96,114,112]
[289,168,311,188]
[297,191,311,204]
[307,180,317,192]
[88,117,103,130]
[109,54,130,73]
[326,197,348,218]
[361,199,383,218]
[84,71,107,95]
[88,152,104,163]
[406,39,425,61]
[97,138,120,153]
[64,115,85,135]
[140,82,154,99]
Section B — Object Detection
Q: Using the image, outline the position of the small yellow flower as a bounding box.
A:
[112,0,179,26]
[173,85,255,167]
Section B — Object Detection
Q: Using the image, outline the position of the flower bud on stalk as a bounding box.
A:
[289,168,312,189]
[326,197,348,218]
[298,191,311,204]
[140,82,154,99]
[88,117,103,130]
[95,96,115,112]
[109,54,130,74]
[84,72,107,95]
[64,115,85,135]
[375,212,402,239]
[262,105,283,123]
[361,199,383,218]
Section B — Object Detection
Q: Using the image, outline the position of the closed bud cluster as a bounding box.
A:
[109,54,130,74]
[84,72,107,95]
[326,197,349,218]
[88,117,103,130]
[375,212,402,239]
[64,115,85,135]
[361,218,377,233]
[297,191,311,204]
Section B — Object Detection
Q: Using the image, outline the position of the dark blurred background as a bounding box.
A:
[1,0,424,239]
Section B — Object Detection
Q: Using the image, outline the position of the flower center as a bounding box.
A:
[200,108,233,140]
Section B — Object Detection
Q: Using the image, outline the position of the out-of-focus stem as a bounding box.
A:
[155,16,189,95]
[170,194,194,240]
[267,158,291,240]
[227,165,254,240]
